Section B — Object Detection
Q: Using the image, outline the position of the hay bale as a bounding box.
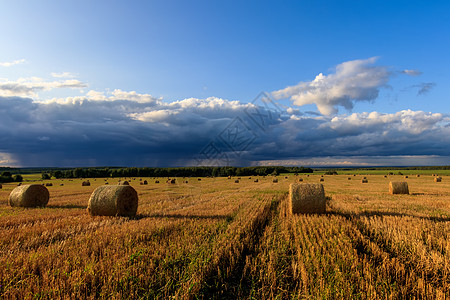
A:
[105,182,109,185]
[384,175,387,178]
[361,179,368,183]
[235,180,239,183]
[273,179,278,183]
[155,180,159,183]
[416,175,420,178]
[169,179,176,184]
[254,179,259,182]
[285,176,288,179]
[0,184,2,189]
[404,176,408,179]
[389,181,409,194]
[198,178,202,181]
[17,183,22,186]
[227,176,231,179]
[82,181,90,186]
[298,178,303,182]
[435,177,442,182]
[289,183,325,214]
[347,177,351,180]
[60,184,64,186]
[87,185,138,217]
[121,181,130,185]
[143,180,148,185]
[45,183,53,187]
[319,178,324,182]
[9,184,50,207]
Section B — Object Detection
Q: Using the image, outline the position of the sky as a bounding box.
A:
[0,0,449,167]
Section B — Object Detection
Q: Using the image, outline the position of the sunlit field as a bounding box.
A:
[0,173,449,299]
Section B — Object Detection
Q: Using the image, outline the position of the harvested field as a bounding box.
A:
[0,173,449,299]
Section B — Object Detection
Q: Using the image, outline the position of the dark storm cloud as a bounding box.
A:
[0,95,448,167]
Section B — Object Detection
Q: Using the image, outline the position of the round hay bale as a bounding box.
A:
[273,179,278,183]
[87,185,138,217]
[45,183,53,187]
[0,184,2,189]
[319,178,324,182]
[140,182,143,185]
[235,180,239,183]
[121,181,130,186]
[198,178,202,181]
[60,184,64,186]
[404,176,408,179]
[17,183,22,186]
[105,182,109,185]
[289,183,325,214]
[155,180,159,183]
[389,181,409,194]
[361,179,368,183]
[227,176,231,179]
[82,181,90,186]
[143,180,148,185]
[284,176,288,179]
[298,178,303,182]
[435,177,442,182]
[254,179,259,182]
[347,177,351,180]
[384,175,387,178]
[416,174,420,178]
[9,184,50,207]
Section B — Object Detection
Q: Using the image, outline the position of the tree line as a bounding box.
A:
[0,172,23,183]
[43,166,313,179]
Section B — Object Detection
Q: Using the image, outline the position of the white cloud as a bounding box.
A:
[272,57,391,115]
[0,59,26,67]
[324,110,444,135]
[0,77,88,97]
[51,72,77,78]
[401,69,422,76]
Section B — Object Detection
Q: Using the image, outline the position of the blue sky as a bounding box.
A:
[0,1,449,167]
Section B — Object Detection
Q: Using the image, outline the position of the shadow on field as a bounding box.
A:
[328,210,450,223]
[135,213,232,221]
[46,204,87,209]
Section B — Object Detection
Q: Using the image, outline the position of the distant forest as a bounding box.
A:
[1,165,449,181]
[41,166,312,179]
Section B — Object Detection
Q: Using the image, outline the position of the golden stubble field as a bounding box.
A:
[0,174,449,299]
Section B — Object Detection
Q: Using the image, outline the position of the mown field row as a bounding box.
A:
[0,174,448,299]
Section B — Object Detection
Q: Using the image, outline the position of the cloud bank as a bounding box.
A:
[0,57,447,167]
[0,92,448,167]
